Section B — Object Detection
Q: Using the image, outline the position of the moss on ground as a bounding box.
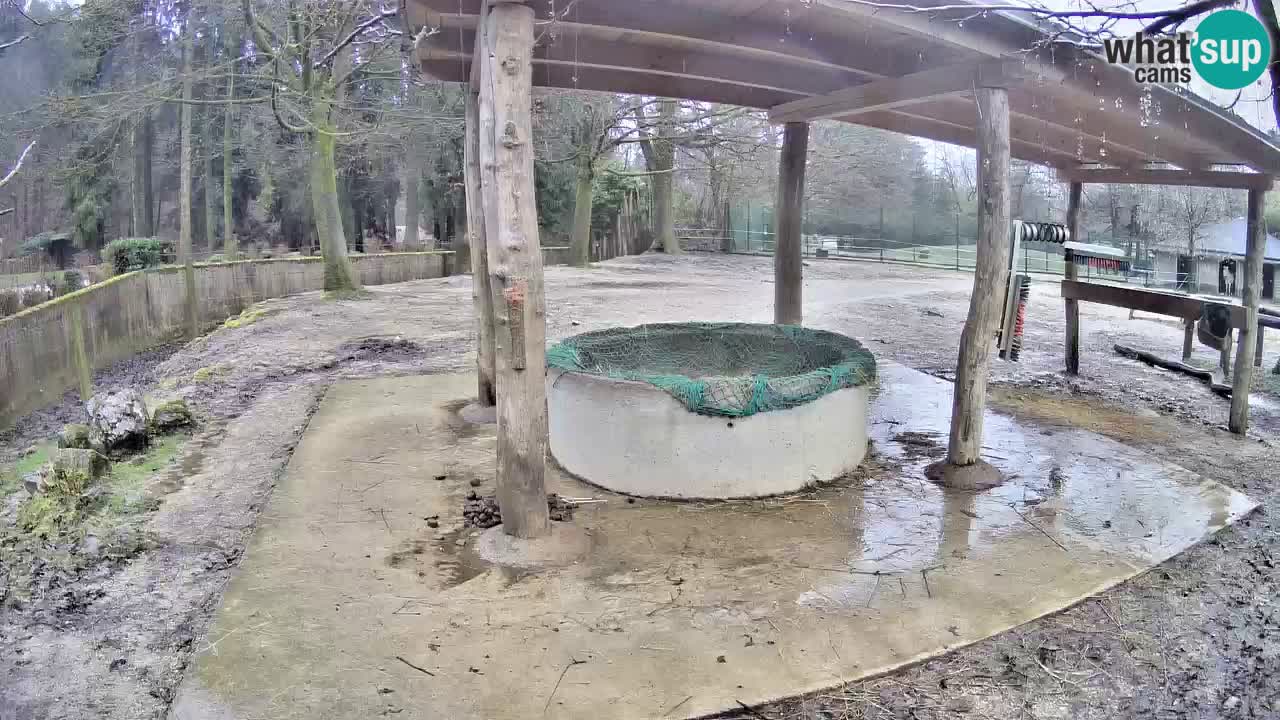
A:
[324,288,373,302]
[192,364,232,383]
[222,304,275,330]
[988,385,1172,445]
[3,433,187,544]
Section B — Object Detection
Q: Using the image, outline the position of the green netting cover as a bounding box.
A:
[546,322,877,418]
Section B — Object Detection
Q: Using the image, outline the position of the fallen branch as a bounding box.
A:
[394,655,435,676]
[1113,344,1231,398]
[544,657,587,713]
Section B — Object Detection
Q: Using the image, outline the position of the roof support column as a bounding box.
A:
[932,84,1011,489]
[774,121,809,325]
[1229,187,1267,434]
[478,0,550,538]
[1063,181,1083,374]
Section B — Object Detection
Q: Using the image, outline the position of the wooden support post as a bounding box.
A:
[1182,318,1195,362]
[1256,326,1265,367]
[946,86,1011,468]
[774,121,808,325]
[1064,181,1082,374]
[1230,187,1267,434]
[1221,331,1234,379]
[464,61,496,406]
[477,1,550,538]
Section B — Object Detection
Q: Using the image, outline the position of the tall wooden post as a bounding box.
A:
[477,1,550,538]
[464,13,496,406]
[946,86,1011,468]
[1063,181,1083,374]
[774,121,808,325]
[1229,186,1268,434]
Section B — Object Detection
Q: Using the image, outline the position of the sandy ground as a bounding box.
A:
[2,252,1279,719]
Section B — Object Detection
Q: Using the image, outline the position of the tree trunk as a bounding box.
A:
[132,113,154,237]
[203,105,218,253]
[223,30,237,257]
[465,87,496,405]
[946,86,1011,468]
[404,161,420,249]
[1064,181,1082,374]
[774,122,808,325]
[310,94,360,292]
[570,153,593,267]
[478,3,550,539]
[179,26,199,339]
[654,99,678,254]
[1230,188,1267,434]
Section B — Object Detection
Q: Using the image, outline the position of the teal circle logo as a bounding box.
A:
[1192,10,1272,90]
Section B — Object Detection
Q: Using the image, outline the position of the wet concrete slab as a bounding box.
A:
[170,364,1257,720]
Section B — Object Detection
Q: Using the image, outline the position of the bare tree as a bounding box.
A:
[241,0,402,291]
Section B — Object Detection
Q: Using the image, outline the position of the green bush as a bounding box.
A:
[0,288,18,317]
[53,269,84,297]
[103,237,173,275]
[19,286,50,309]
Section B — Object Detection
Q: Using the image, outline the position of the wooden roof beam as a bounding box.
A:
[1057,167,1275,191]
[430,28,868,98]
[899,99,1153,167]
[769,59,1028,124]
[418,1,942,80]
[819,0,1280,171]
[419,54,811,110]
[1003,88,1213,171]
[851,109,1081,170]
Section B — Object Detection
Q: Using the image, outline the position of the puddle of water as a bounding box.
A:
[431,528,528,587]
[570,364,1252,611]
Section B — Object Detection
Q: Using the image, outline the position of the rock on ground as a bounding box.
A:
[150,399,194,433]
[85,389,149,456]
[41,448,109,495]
[58,423,91,450]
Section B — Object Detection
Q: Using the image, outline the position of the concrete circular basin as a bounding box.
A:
[546,322,876,500]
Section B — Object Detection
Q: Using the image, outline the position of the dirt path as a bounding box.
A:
[2,253,1278,719]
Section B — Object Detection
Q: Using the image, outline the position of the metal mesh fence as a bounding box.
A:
[547,322,877,418]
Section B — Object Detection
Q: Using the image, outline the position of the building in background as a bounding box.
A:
[1151,218,1280,299]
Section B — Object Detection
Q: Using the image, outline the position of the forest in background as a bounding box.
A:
[0,0,1275,280]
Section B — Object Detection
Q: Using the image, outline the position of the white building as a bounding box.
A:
[1151,218,1280,300]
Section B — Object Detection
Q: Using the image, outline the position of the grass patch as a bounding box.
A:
[1,442,55,494]
[101,433,186,516]
[4,434,187,542]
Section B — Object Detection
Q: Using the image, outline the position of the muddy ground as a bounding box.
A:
[2,253,1279,719]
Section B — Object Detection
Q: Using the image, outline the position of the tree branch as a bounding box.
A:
[832,0,1233,29]
[0,207,13,217]
[0,33,29,52]
[315,9,398,68]
[0,140,36,191]
[1252,0,1280,126]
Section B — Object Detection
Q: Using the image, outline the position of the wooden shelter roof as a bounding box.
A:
[405,0,1280,186]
